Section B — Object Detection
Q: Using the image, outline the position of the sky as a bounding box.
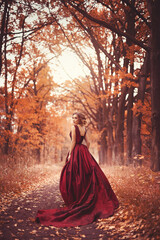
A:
[0,49,89,88]
[49,49,89,84]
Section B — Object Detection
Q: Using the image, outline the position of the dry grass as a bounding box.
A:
[99,165,160,239]
[0,162,160,238]
[102,165,160,215]
[0,161,63,207]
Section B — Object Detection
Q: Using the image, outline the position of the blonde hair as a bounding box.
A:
[72,112,87,126]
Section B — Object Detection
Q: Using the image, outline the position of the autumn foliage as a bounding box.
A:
[1,2,160,239]
[0,0,159,171]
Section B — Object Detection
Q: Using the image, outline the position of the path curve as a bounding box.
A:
[0,178,118,240]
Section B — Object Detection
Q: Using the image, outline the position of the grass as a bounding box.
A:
[0,161,63,205]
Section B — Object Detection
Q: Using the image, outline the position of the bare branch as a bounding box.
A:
[122,0,151,28]
[61,0,150,52]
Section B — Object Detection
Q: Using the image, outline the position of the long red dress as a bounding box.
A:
[35,125,119,227]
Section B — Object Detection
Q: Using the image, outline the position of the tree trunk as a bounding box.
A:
[132,114,142,157]
[107,119,114,165]
[0,1,8,75]
[4,4,10,155]
[115,85,128,164]
[125,0,135,164]
[98,132,108,165]
[36,148,41,163]
[97,104,108,165]
[132,52,150,162]
[126,86,134,164]
[150,0,160,171]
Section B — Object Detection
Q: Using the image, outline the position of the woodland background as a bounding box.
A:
[0,0,160,172]
[1,2,160,239]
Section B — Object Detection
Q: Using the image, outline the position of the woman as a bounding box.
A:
[35,112,119,227]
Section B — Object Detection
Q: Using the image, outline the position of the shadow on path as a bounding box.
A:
[0,179,119,240]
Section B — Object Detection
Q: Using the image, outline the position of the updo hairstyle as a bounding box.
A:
[72,112,87,126]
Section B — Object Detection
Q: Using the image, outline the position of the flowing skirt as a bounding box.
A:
[35,144,119,227]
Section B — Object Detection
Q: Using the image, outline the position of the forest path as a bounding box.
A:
[0,177,117,240]
[0,164,160,239]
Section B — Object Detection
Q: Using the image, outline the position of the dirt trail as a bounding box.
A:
[1,165,159,239]
[0,178,116,240]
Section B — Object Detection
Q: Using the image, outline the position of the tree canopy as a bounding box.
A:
[0,0,160,171]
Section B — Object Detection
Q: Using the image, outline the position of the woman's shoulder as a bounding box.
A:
[70,124,77,132]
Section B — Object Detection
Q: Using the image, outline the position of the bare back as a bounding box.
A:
[77,124,86,136]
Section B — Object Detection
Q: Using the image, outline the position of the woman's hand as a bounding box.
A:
[68,153,71,159]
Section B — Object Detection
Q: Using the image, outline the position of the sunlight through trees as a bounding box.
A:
[0,0,160,171]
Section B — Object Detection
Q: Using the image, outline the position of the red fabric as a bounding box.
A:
[35,125,119,227]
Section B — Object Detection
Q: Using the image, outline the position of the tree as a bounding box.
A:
[59,0,160,170]
[0,0,65,159]
[149,0,160,171]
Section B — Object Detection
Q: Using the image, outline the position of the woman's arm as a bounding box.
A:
[85,132,90,149]
[68,126,76,158]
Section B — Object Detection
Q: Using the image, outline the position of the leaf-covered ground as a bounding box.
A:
[0,163,160,239]
[97,166,160,239]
